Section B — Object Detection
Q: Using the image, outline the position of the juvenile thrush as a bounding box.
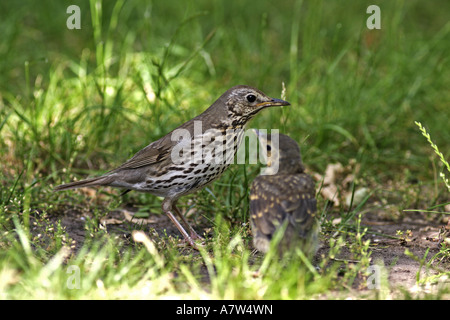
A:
[55,85,290,247]
[249,130,319,256]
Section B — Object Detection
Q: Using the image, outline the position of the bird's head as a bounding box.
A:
[224,85,290,126]
[253,129,304,175]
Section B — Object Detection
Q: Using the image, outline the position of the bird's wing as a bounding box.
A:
[111,135,174,171]
[250,173,317,239]
[110,117,200,172]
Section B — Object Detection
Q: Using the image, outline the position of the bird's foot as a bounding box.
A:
[177,236,205,250]
[189,230,205,241]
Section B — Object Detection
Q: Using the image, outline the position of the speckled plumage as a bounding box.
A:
[250,132,319,256]
[55,85,290,247]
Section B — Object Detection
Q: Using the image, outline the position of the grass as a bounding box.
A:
[415,121,450,192]
[1,0,449,299]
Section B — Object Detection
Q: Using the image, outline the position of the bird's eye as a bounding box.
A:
[266,144,271,151]
[246,94,256,103]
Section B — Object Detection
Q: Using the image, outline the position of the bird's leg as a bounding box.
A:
[162,198,198,248]
[173,204,204,240]
[165,210,197,248]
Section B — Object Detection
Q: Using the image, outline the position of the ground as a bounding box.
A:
[32,199,449,298]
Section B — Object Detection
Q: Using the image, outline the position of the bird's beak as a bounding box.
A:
[256,98,290,108]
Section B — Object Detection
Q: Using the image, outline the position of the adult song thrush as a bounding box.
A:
[55,85,290,247]
[250,130,319,256]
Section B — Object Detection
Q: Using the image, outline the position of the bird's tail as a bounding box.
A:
[54,175,114,191]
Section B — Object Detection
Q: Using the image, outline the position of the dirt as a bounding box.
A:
[317,213,448,296]
[29,201,449,298]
